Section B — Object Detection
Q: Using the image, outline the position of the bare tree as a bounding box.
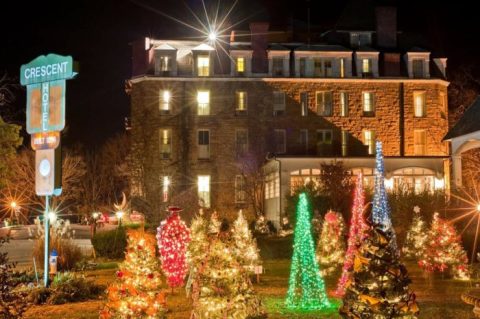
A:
[238,152,265,217]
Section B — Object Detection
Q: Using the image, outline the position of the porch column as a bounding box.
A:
[452,155,462,189]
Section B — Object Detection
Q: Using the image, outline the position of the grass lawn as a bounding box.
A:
[23,259,477,318]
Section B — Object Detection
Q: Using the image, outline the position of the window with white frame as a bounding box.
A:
[412,59,424,78]
[159,56,171,72]
[197,91,210,115]
[341,130,348,156]
[340,92,348,116]
[362,92,375,116]
[323,60,333,77]
[159,90,171,112]
[300,92,308,116]
[413,91,426,117]
[235,129,248,158]
[313,59,333,77]
[273,91,285,115]
[290,169,321,194]
[274,129,286,153]
[265,171,280,199]
[272,57,284,76]
[236,91,247,112]
[314,58,322,77]
[198,130,210,159]
[236,57,245,74]
[162,176,170,202]
[316,130,332,144]
[197,55,210,76]
[414,130,426,155]
[197,175,211,208]
[362,59,372,74]
[159,129,172,159]
[363,130,375,155]
[299,58,307,77]
[235,175,246,203]
[316,91,333,116]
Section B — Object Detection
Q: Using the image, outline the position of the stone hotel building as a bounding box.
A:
[128,6,450,226]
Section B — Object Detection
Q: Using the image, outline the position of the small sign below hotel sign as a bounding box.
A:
[31,132,60,150]
[20,54,77,134]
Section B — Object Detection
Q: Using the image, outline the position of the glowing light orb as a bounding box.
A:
[208,32,217,41]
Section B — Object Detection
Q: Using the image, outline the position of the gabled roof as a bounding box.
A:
[192,43,215,51]
[444,96,480,140]
[153,43,177,50]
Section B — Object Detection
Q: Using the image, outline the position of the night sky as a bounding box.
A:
[1,0,478,148]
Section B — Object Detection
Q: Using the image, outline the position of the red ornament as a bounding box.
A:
[137,245,143,250]
[117,271,124,278]
[148,273,154,279]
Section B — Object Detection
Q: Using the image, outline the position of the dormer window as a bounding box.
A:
[412,59,424,78]
[160,56,171,72]
[272,57,284,76]
[362,59,371,74]
[197,55,210,76]
[236,57,245,74]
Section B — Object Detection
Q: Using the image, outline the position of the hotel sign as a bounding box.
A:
[20,54,77,134]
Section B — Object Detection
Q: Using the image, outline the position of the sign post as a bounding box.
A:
[20,54,77,287]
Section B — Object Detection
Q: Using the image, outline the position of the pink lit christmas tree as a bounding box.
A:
[335,173,369,297]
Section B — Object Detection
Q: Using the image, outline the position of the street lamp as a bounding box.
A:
[116,211,124,227]
[10,201,17,209]
[477,204,480,212]
[48,211,57,223]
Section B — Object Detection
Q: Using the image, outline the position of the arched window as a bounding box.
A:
[290,169,321,194]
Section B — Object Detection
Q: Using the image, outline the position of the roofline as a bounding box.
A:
[267,156,450,160]
[130,76,449,86]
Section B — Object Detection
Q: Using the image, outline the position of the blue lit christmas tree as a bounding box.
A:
[285,193,332,311]
[371,141,397,249]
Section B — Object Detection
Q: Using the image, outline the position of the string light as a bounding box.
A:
[317,210,346,276]
[402,206,428,260]
[232,210,261,272]
[157,208,191,288]
[285,193,332,311]
[335,173,369,297]
[371,141,397,249]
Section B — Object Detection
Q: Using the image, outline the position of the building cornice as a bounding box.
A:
[130,76,450,86]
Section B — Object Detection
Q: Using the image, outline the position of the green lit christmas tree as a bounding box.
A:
[285,193,332,310]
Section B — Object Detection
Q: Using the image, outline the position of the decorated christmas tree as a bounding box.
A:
[418,212,470,280]
[335,173,369,297]
[316,210,346,276]
[340,141,419,318]
[101,230,166,319]
[208,210,221,235]
[402,206,428,260]
[157,206,191,288]
[186,209,209,297]
[190,229,265,318]
[232,209,261,272]
[285,193,332,311]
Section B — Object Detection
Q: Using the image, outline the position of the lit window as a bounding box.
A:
[236,57,245,73]
[197,175,211,208]
[160,56,171,72]
[162,176,170,202]
[273,92,285,116]
[235,175,246,203]
[316,91,333,116]
[160,90,170,112]
[197,55,210,76]
[265,172,280,199]
[300,92,308,116]
[414,130,426,155]
[362,59,371,73]
[159,129,172,159]
[414,91,426,117]
[340,92,348,116]
[363,130,375,155]
[362,92,375,116]
[197,91,210,115]
[236,91,247,111]
[340,58,345,78]
[198,130,210,159]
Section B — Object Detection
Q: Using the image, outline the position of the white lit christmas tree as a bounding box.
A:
[316,210,346,276]
[232,209,261,272]
[402,206,428,260]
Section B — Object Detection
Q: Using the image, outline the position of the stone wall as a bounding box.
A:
[129,78,449,219]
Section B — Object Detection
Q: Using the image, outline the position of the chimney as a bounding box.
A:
[383,53,401,76]
[132,37,154,76]
[375,7,397,48]
[250,22,269,73]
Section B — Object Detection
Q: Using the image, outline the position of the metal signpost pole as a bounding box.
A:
[43,195,50,287]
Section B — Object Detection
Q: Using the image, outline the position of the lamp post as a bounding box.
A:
[116,211,124,227]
